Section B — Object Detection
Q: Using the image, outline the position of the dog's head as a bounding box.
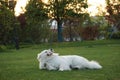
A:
[37,49,54,60]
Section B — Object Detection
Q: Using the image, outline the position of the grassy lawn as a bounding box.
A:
[0,40,120,80]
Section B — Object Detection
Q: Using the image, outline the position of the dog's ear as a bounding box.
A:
[49,48,54,52]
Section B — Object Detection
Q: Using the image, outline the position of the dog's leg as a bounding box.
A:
[46,63,57,70]
[39,62,46,69]
[59,64,71,71]
[47,65,57,70]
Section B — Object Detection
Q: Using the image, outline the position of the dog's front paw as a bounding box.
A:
[59,68,64,71]
[59,68,71,71]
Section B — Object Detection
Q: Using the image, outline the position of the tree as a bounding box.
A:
[106,0,120,29]
[16,13,27,42]
[25,0,48,25]
[46,0,88,42]
[25,0,88,42]
[0,0,19,46]
[105,0,120,39]
[25,0,50,43]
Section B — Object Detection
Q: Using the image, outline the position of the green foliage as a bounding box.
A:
[0,45,7,52]
[25,0,89,42]
[45,0,88,41]
[111,31,120,39]
[0,40,120,80]
[25,0,48,25]
[105,0,120,26]
[0,3,20,45]
[25,0,50,43]
[25,22,51,43]
[0,6,14,28]
[48,0,88,19]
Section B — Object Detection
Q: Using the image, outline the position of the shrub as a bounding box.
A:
[111,32,120,39]
[0,45,7,52]
[81,26,99,40]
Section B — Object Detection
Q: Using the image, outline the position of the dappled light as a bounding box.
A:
[14,0,106,16]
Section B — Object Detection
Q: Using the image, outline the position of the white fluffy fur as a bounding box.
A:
[37,49,102,71]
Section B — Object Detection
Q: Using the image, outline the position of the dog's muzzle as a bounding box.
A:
[47,52,53,56]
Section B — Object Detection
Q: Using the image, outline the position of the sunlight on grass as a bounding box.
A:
[0,40,120,80]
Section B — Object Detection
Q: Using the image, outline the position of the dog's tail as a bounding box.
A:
[88,60,102,69]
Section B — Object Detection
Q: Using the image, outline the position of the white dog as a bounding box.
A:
[37,49,102,71]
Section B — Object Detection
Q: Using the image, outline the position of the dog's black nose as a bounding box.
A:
[47,54,50,56]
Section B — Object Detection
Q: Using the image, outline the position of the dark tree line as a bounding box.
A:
[0,0,120,50]
[0,0,20,49]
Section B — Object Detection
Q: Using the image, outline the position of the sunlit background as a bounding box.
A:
[14,0,28,16]
[87,0,106,16]
[14,0,106,16]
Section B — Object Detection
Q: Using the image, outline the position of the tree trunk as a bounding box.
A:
[57,19,63,42]
[55,0,63,42]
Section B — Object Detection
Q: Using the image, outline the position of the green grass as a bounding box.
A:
[0,40,120,80]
